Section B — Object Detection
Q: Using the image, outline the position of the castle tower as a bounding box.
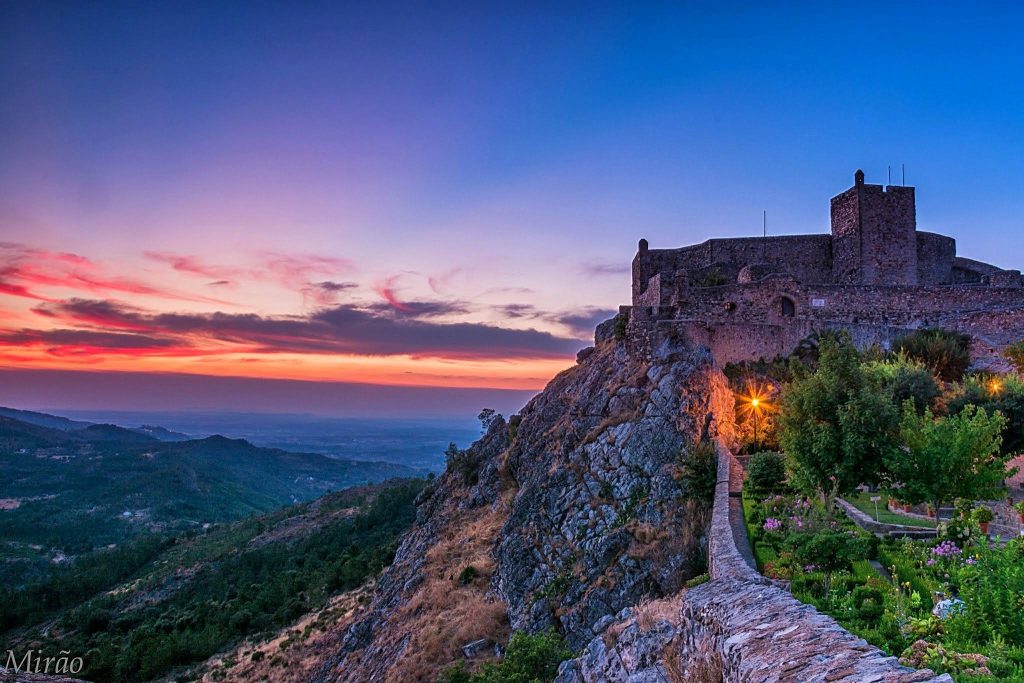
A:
[830,169,918,286]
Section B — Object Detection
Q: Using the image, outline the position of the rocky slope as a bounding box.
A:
[314,325,735,682]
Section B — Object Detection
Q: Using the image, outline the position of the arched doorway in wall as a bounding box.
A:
[779,296,796,317]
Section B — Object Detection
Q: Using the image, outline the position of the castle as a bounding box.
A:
[619,170,1024,367]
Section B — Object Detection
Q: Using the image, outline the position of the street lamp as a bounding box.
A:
[736,382,772,451]
[751,398,760,448]
[742,392,767,449]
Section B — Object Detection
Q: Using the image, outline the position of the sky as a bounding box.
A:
[2,1,1024,415]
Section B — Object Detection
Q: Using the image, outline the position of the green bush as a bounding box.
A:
[778,331,899,512]
[746,451,787,494]
[972,506,994,523]
[681,441,718,506]
[685,573,710,588]
[894,328,972,382]
[852,585,885,623]
[878,543,934,601]
[694,268,729,287]
[437,662,473,683]
[507,415,522,443]
[1006,340,1024,374]
[785,529,873,573]
[446,442,483,486]
[948,373,1024,456]
[458,566,479,586]
[613,314,628,341]
[949,538,1024,646]
[439,631,572,683]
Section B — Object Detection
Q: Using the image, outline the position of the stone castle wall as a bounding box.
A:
[620,276,1024,367]
[628,172,1023,367]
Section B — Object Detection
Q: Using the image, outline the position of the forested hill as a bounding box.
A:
[0,411,420,586]
[1,479,426,683]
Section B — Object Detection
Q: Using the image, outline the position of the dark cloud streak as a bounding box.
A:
[26,298,583,360]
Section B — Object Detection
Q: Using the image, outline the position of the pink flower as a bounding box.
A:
[763,518,783,532]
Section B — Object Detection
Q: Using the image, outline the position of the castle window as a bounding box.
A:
[780,296,796,317]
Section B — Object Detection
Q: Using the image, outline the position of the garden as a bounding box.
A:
[733,331,1024,681]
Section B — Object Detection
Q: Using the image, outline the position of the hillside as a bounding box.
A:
[310,323,735,681]
[0,480,425,683]
[0,413,419,585]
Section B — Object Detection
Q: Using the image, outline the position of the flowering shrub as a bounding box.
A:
[931,540,963,559]
[763,517,783,532]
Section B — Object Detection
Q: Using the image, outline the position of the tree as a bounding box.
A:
[887,403,1010,516]
[778,332,899,514]
[1005,340,1024,374]
[680,441,718,507]
[477,408,498,434]
[894,328,972,383]
[862,354,940,415]
[947,374,1024,456]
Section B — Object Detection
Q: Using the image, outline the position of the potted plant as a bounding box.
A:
[1014,500,1024,524]
[973,506,994,534]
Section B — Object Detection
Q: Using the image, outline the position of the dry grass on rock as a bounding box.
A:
[385,495,513,683]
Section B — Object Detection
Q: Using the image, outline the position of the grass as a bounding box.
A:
[845,491,936,528]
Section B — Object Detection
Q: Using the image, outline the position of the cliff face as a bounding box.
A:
[314,328,735,682]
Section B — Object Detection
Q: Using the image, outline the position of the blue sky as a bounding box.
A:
[1,1,1022,411]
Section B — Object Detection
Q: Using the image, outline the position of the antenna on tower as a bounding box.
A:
[902,163,906,186]
[888,165,892,186]
[763,210,766,238]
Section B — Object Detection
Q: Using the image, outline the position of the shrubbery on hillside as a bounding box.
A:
[437,631,572,683]
[6,480,425,683]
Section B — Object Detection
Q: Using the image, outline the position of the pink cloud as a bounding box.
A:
[143,251,245,281]
[374,274,415,312]
[0,243,231,304]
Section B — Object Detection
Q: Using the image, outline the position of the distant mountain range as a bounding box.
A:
[0,406,193,440]
[0,407,421,586]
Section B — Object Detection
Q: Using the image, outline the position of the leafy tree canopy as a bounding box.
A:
[887,403,1010,512]
[862,353,940,415]
[778,332,899,510]
[948,373,1024,456]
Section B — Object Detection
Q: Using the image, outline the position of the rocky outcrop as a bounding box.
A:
[494,336,733,649]
[314,326,734,681]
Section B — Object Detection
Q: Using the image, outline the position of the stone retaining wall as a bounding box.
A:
[836,498,937,540]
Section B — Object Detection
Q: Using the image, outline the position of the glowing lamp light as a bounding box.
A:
[737,384,771,448]
[989,380,1003,395]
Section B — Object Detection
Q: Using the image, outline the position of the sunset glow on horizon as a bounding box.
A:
[0,240,598,390]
